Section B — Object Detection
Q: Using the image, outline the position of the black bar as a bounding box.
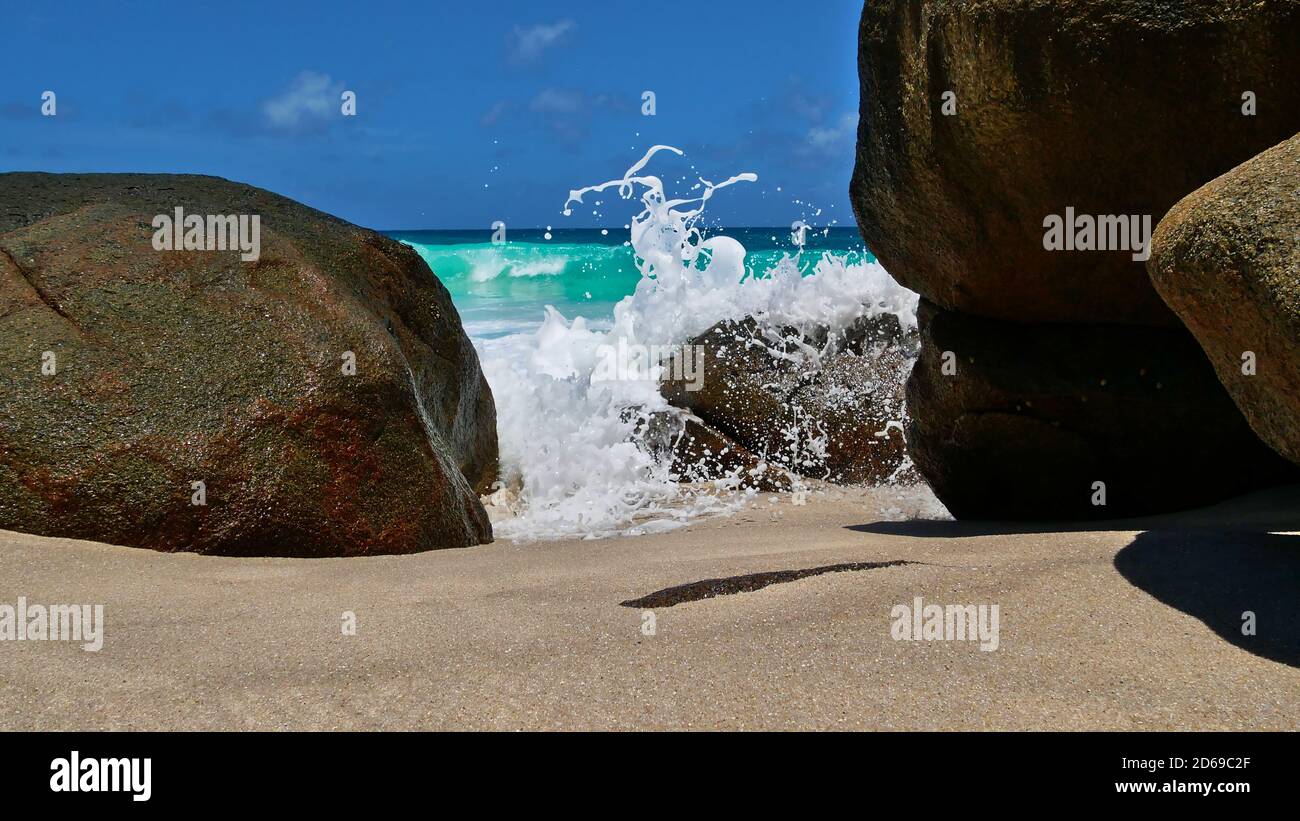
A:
[2,732,1283,806]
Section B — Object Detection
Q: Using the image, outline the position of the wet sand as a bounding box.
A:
[2,485,1297,730]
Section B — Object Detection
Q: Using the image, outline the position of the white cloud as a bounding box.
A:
[806,113,858,151]
[508,20,575,64]
[529,88,583,114]
[481,100,511,127]
[262,71,343,132]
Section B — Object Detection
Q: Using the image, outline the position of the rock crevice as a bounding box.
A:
[851,0,1300,518]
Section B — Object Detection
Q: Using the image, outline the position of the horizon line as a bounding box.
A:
[380,225,864,233]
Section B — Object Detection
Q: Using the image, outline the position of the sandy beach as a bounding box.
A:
[2,484,1296,731]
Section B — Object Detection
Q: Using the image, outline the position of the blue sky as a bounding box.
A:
[1,1,862,230]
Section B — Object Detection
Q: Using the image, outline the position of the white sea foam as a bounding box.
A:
[407,242,583,283]
[468,252,570,282]
[479,146,918,541]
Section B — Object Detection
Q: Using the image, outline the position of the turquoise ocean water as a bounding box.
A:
[388,227,874,340]
[385,222,911,541]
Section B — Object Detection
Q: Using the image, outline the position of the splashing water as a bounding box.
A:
[478,146,918,541]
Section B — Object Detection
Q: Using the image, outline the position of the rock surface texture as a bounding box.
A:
[906,300,1296,518]
[852,0,1300,325]
[662,315,916,485]
[851,0,1300,517]
[1148,132,1300,464]
[0,173,497,556]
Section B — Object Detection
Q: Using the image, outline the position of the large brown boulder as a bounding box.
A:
[906,300,1295,518]
[851,0,1300,325]
[1148,132,1300,464]
[0,173,496,556]
[662,315,916,485]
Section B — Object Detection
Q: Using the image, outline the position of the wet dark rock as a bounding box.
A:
[640,411,793,492]
[662,315,917,485]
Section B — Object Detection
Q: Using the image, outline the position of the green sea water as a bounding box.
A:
[388,227,874,339]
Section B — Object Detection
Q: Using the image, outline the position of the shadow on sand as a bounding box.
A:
[1115,529,1300,668]
[848,485,1300,668]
